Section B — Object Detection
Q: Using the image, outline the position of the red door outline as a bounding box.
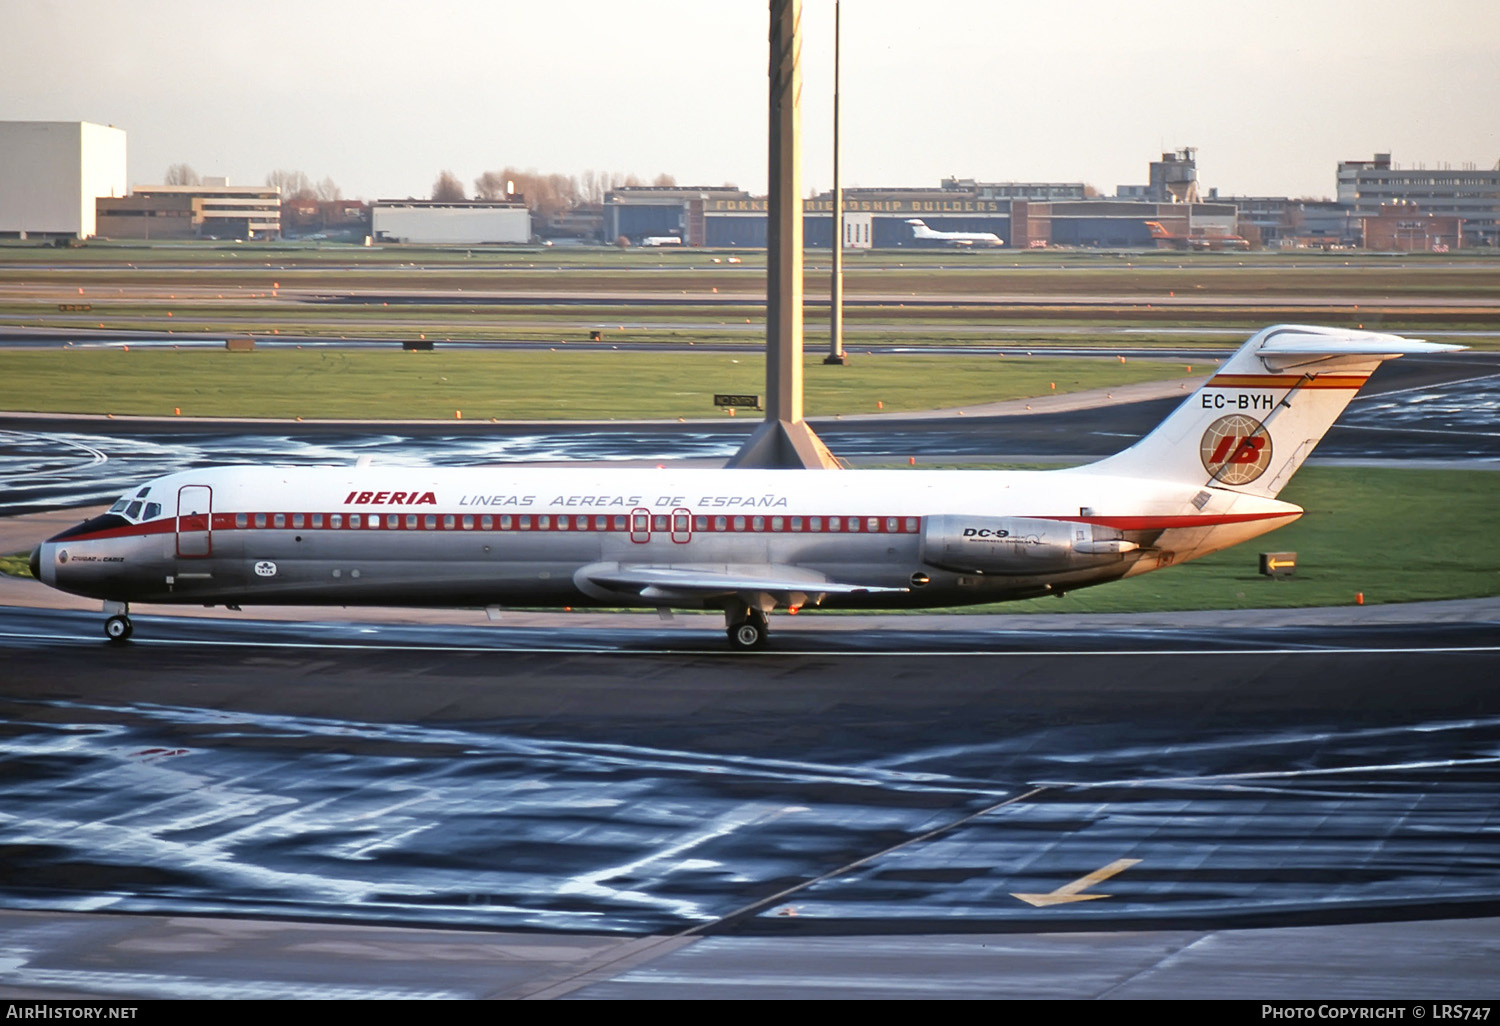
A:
[630,507,651,544]
[671,507,692,544]
[176,485,213,558]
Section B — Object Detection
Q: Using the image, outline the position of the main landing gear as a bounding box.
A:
[103,602,132,643]
[725,606,769,651]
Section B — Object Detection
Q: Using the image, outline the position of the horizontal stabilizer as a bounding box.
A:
[1253,328,1464,370]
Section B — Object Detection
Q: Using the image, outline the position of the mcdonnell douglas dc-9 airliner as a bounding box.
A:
[31,325,1460,650]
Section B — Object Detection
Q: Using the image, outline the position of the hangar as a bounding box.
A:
[602,179,1237,249]
[0,121,127,240]
[372,200,530,244]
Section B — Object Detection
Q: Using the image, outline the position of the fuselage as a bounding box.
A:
[35,464,1301,612]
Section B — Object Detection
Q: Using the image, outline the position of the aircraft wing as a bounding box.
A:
[583,563,907,603]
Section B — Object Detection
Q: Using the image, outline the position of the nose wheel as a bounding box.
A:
[104,614,133,643]
[725,607,769,651]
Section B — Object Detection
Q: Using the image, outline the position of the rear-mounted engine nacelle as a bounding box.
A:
[922,515,1139,576]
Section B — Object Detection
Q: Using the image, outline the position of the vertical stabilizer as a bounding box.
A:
[1079,325,1464,498]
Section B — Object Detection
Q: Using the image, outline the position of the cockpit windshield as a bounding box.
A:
[108,487,161,524]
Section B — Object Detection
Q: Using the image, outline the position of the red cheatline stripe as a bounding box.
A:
[1207,374,1368,389]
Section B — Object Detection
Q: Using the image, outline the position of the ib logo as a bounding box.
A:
[1200,414,1272,485]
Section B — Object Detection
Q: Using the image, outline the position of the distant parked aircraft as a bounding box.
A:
[1145,220,1251,251]
[904,218,1003,248]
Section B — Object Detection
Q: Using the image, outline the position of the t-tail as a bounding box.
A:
[1079,324,1465,499]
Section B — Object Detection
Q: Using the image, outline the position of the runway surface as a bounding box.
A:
[1,600,1498,998]
[3,604,1499,936]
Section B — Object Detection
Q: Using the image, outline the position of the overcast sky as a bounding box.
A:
[5,0,1498,200]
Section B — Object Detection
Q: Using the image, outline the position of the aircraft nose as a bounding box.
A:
[29,546,40,580]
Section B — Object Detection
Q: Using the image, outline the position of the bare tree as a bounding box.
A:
[164,163,200,186]
[652,172,678,187]
[432,170,465,202]
[473,171,509,201]
[266,169,314,199]
[315,176,342,202]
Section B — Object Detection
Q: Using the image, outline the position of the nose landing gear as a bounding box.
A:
[102,601,133,643]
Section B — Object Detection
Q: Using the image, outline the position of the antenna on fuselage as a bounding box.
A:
[726,0,841,470]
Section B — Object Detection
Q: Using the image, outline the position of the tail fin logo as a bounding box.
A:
[1200,414,1273,485]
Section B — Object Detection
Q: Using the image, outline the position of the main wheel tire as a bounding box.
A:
[104,615,133,643]
[728,621,765,651]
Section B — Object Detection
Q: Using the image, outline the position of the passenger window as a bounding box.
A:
[500,515,512,530]
[694,516,707,532]
[810,517,822,532]
[714,516,727,531]
[653,515,668,532]
[292,514,305,529]
[387,515,398,529]
[462,515,474,530]
[273,514,286,528]
[558,515,570,530]
[772,516,784,531]
[905,517,918,533]
[330,514,343,529]
[406,515,418,529]
[311,514,324,528]
[613,515,627,531]
[443,515,455,529]
[520,516,532,530]
[254,513,267,528]
[752,516,764,531]
[481,515,493,530]
[424,515,436,529]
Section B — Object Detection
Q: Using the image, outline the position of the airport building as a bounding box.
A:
[602,178,1234,249]
[371,200,530,244]
[96,179,282,240]
[1338,153,1499,246]
[1362,202,1465,252]
[0,121,127,239]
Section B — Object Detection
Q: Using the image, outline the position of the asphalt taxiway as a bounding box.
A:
[1,588,1498,997]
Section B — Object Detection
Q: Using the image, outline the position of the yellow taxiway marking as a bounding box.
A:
[1012,858,1142,907]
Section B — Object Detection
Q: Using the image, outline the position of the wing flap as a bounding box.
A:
[585,563,906,600]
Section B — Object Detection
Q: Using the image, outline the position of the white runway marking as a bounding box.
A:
[3,628,1497,658]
